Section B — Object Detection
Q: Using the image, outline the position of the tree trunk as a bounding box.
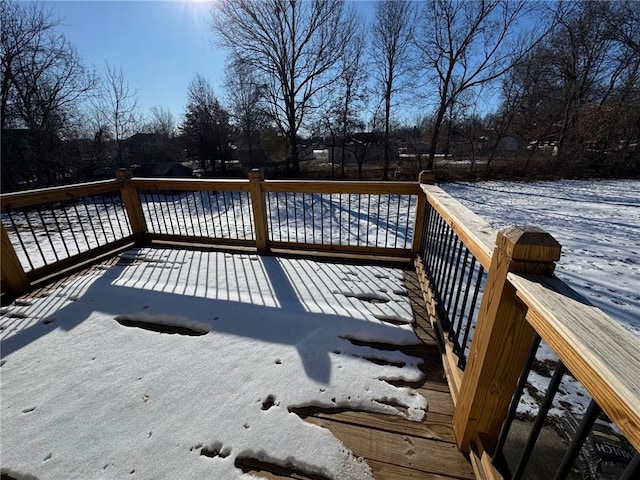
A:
[427,102,448,170]
[383,92,391,180]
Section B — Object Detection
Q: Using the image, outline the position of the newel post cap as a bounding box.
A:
[248,168,264,180]
[497,226,562,263]
[116,168,133,180]
[418,170,435,184]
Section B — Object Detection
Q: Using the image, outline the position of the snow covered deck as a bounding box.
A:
[0,247,474,480]
[2,172,638,479]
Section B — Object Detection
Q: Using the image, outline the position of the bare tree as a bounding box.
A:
[371,0,415,180]
[602,0,640,55]
[211,0,357,176]
[94,63,139,166]
[1,0,97,189]
[416,0,547,170]
[336,26,368,179]
[224,59,266,167]
[149,106,177,138]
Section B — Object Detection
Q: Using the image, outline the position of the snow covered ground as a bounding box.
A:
[1,249,425,480]
[441,179,639,336]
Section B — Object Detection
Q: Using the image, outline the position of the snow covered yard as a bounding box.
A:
[441,179,639,336]
[0,249,439,480]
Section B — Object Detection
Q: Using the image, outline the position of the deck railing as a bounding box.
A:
[1,169,638,480]
[414,175,639,480]
[1,169,421,294]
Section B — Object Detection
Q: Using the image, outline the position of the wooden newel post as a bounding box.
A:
[248,169,269,255]
[1,223,30,295]
[452,226,561,454]
[418,170,435,185]
[116,168,147,243]
[411,171,435,256]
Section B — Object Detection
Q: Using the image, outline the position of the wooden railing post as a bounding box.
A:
[411,171,434,256]
[1,223,30,295]
[248,169,269,254]
[116,169,147,243]
[452,226,561,454]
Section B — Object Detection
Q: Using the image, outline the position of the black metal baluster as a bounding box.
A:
[339,193,343,245]
[319,193,324,244]
[494,333,542,464]
[453,252,473,354]
[99,195,117,241]
[203,190,213,237]
[458,265,485,368]
[8,211,34,270]
[167,194,179,235]
[90,196,108,242]
[384,194,391,247]
[155,191,170,234]
[229,192,240,239]
[36,208,59,263]
[357,193,361,246]
[190,192,203,236]
[23,210,47,266]
[512,362,567,480]
[49,204,70,258]
[237,191,248,240]
[211,190,222,237]
[109,194,127,238]
[375,195,382,247]
[71,201,91,249]
[61,203,81,255]
[432,216,449,290]
[405,195,414,250]
[445,239,465,338]
[441,235,462,325]
[620,452,640,480]
[176,192,188,236]
[81,196,101,249]
[311,192,316,243]
[552,399,600,480]
[438,227,457,328]
[275,192,282,241]
[146,191,161,234]
[302,193,307,244]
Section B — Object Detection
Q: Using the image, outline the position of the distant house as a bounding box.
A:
[325,132,386,166]
[134,162,194,178]
[497,136,522,152]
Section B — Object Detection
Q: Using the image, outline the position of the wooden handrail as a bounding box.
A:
[0,179,122,211]
[264,179,420,195]
[129,177,251,192]
[509,272,640,452]
[421,184,496,270]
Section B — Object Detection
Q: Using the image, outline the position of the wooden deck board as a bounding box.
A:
[288,270,472,480]
[3,253,473,480]
[306,415,475,479]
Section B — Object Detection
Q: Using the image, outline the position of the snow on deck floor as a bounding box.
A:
[1,249,426,480]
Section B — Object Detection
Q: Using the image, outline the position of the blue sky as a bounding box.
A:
[40,0,377,124]
[44,0,226,121]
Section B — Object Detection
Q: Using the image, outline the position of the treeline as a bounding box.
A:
[2,1,639,192]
